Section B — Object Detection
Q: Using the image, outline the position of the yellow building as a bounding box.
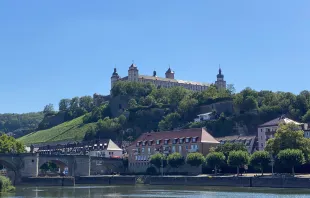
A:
[111,64,226,91]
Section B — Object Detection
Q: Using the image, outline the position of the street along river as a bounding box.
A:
[2,185,310,197]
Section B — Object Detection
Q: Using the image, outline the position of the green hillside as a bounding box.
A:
[18,116,96,145]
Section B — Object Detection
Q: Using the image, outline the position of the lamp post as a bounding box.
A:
[160,146,164,176]
[271,155,275,177]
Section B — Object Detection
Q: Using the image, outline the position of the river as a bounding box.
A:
[2,185,310,198]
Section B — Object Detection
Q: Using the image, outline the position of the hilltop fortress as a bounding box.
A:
[111,63,226,91]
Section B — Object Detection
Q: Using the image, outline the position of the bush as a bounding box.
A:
[146,166,157,175]
[0,176,15,193]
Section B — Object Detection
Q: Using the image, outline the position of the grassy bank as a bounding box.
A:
[0,176,15,193]
[18,116,96,145]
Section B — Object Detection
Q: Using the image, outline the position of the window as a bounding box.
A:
[148,148,151,154]
[173,139,177,144]
[261,143,264,149]
[164,139,169,145]
[192,137,197,143]
[142,141,146,146]
[141,148,145,153]
[185,145,189,150]
[185,138,190,143]
[179,146,182,153]
[172,146,176,153]
[148,141,153,146]
[136,142,140,147]
[156,140,161,145]
[179,139,183,144]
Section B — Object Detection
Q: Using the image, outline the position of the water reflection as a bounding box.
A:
[3,185,310,198]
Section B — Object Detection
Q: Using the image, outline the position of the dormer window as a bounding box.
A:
[148,140,153,146]
[173,138,178,144]
[156,140,161,145]
[136,142,141,147]
[185,137,190,143]
[142,141,146,146]
[179,138,184,144]
[164,139,169,145]
[192,137,197,143]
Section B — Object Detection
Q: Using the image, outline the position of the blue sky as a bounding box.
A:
[0,1,309,113]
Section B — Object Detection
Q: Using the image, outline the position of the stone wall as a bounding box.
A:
[75,176,136,185]
[199,101,233,115]
[21,177,75,186]
[149,176,250,187]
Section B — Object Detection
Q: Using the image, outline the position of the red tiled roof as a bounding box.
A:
[129,128,219,148]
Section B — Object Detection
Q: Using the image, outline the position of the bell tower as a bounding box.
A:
[128,62,139,82]
[215,66,226,89]
[111,68,120,89]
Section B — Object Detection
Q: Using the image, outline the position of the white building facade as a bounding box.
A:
[257,116,307,151]
[111,64,226,91]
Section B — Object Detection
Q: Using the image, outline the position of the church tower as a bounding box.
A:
[215,67,226,89]
[128,63,139,82]
[165,67,175,79]
[111,68,120,89]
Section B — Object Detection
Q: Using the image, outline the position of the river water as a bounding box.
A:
[2,185,310,198]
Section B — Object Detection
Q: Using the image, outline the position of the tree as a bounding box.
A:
[186,152,205,167]
[79,96,94,112]
[59,99,71,111]
[205,152,226,174]
[249,151,270,175]
[43,104,55,116]
[302,110,310,122]
[265,123,310,161]
[128,99,138,108]
[243,96,258,112]
[227,150,249,176]
[144,95,156,106]
[0,134,25,153]
[212,142,247,158]
[167,153,185,168]
[177,96,199,121]
[277,149,305,176]
[150,153,167,169]
[158,113,181,131]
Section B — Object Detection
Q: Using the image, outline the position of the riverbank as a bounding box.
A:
[16,175,310,188]
[77,175,310,188]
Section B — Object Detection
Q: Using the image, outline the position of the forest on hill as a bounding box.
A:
[0,112,44,137]
[19,81,310,145]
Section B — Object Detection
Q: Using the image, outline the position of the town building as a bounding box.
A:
[194,112,214,122]
[36,139,123,158]
[127,128,220,173]
[216,135,257,154]
[257,115,308,151]
[111,63,226,91]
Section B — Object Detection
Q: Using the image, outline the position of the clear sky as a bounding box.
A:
[0,1,309,113]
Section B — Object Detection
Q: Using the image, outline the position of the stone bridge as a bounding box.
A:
[0,153,123,184]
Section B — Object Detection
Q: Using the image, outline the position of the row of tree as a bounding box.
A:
[147,123,310,176]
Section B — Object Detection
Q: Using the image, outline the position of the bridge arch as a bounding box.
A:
[39,156,73,176]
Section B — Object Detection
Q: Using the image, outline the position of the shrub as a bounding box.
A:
[0,176,15,193]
